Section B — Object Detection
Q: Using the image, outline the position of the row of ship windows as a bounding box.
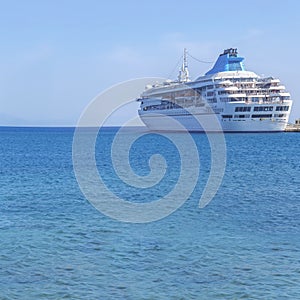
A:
[275,106,290,111]
[201,79,259,90]
[142,104,181,111]
[217,90,285,95]
[205,86,281,91]
[235,106,289,112]
[222,114,286,119]
[219,96,289,102]
[254,106,273,111]
[143,105,289,112]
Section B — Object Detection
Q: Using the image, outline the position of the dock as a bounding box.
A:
[285,119,300,132]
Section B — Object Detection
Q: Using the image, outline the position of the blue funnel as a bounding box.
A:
[205,48,245,75]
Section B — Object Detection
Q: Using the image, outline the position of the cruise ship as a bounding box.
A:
[137,48,292,132]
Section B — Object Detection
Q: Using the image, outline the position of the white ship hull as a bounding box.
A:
[139,112,288,132]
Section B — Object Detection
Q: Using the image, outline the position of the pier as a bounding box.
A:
[285,119,300,132]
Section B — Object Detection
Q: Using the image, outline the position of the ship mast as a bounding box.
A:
[178,48,190,82]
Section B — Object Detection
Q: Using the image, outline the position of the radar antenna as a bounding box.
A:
[178,48,190,82]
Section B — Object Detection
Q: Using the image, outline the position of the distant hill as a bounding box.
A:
[0,113,30,126]
[0,113,75,127]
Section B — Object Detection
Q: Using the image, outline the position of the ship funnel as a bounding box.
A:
[205,48,245,75]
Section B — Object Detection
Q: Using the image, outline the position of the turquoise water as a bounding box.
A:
[1,127,300,299]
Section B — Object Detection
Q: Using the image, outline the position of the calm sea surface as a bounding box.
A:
[0,127,300,299]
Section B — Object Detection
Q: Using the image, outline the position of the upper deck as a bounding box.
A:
[140,48,291,105]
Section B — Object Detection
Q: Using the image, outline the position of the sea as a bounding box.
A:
[0,127,300,299]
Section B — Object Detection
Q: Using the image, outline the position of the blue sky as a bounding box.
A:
[1,0,300,125]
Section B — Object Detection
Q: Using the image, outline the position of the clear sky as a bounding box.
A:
[1,0,300,125]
